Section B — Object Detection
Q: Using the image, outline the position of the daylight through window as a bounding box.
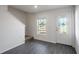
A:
[57,17,67,33]
[37,18,47,35]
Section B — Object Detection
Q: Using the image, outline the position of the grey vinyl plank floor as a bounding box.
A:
[3,39,76,54]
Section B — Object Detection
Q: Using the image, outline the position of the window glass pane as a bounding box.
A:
[57,17,67,33]
[37,18,47,34]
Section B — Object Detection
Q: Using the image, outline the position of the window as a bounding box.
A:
[57,16,67,33]
[37,17,47,35]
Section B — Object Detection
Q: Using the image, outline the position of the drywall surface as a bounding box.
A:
[75,6,79,53]
[8,6,28,35]
[0,6,25,53]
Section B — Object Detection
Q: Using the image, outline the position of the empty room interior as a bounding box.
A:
[1,5,79,54]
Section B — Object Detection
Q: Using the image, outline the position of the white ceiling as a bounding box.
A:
[11,5,72,13]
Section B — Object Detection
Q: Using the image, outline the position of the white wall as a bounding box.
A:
[75,5,79,53]
[8,6,28,35]
[27,6,75,47]
[0,6,25,53]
